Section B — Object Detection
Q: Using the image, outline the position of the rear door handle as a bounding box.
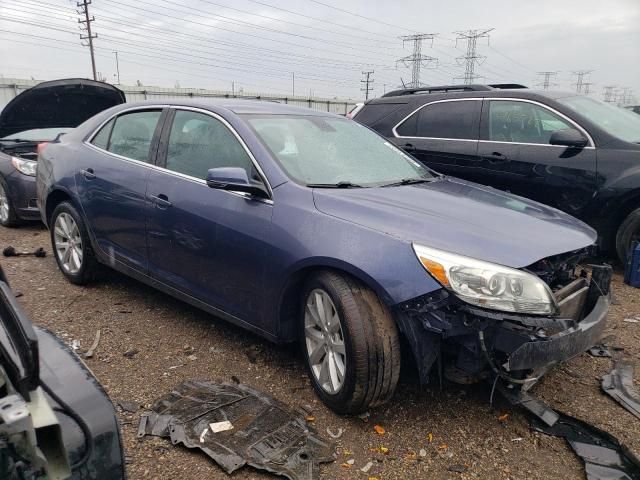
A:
[482,152,508,161]
[403,143,417,152]
[80,168,96,180]
[148,194,172,209]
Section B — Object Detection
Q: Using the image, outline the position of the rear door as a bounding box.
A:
[145,107,273,328]
[476,99,598,217]
[390,99,481,177]
[79,108,165,272]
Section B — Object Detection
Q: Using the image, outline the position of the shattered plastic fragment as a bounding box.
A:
[209,420,233,433]
[602,362,640,420]
[138,380,336,480]
[360,461,374,473]
[326,427,343,439]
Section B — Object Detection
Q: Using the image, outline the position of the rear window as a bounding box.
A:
[396,100,480,139]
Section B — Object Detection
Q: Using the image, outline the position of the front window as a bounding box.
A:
[557,96,640,143]
[245,115,432,187]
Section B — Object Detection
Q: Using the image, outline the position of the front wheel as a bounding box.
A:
[300,271,401,415]
[0,177,20,227]
[50,201,98,285]
[616,207,640,263]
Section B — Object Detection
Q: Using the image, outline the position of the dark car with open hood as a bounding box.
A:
[37,99,612,414]
[0,78,125,227]
[0,265,126,479]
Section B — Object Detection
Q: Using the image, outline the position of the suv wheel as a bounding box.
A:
[616,207,640,263]
[50,202,98,285]
[0,178,20,227]
[300,271,400,414]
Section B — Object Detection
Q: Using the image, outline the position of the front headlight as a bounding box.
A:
[11,156,37,176]
[413,244,557,315]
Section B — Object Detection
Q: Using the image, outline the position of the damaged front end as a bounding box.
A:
[396,247,611,390]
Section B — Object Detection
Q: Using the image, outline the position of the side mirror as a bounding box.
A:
[549,129,588,148]
[206,167,269,198]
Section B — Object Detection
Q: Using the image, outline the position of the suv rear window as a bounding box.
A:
[396,100,479,139]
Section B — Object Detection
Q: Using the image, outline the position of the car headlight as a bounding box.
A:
[413,244,557,315]
[11,156,37,176]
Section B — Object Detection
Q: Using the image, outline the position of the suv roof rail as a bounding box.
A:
[381,83,528,98]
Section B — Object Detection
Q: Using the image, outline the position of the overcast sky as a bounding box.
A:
[0,0,638,102]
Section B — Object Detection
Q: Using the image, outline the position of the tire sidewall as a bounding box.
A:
[616,208,640,263]
[50,201,94,284]
[0,176,19,227]
[299,274,359,413]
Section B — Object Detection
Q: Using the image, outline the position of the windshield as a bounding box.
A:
[244,115,432,186]
[557,96,640,143]
[0,128,73,142]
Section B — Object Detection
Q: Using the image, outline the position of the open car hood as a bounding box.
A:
[0,78,126,138]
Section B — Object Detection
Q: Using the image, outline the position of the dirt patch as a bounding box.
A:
[2,223,639,479]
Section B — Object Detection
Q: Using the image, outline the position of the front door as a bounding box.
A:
[391,99,481,177]
[146,108,273,327]
[476,99,598,218]
[78,108,165,271]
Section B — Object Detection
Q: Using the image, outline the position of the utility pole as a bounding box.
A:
[113,51,120,84]
[360,70,374,100]
[77,0,97,81]
[536,71,558,90]
[454,28,493,84]
[603,85,616,103]
[572,70,593,93]
[397,34,437,88]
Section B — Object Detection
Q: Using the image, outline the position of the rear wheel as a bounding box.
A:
[50,202,98,285]
[616,207,640,263]
[300,271,401,414]
[0,178,20,227]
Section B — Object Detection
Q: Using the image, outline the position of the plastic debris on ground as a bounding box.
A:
[137,380,335,480]
[602,362,640,421]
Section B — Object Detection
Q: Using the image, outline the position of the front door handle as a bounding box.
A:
[149,194,172,209]
[80,168,96,180]
[482,152,508,161]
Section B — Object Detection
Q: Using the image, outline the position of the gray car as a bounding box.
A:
[0,78,125,226]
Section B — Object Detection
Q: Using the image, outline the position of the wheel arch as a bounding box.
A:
[275,258,394,343]
[45,188,76,227]
[597,188,640,252]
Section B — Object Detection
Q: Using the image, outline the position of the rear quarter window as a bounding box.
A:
[355,102,407,128]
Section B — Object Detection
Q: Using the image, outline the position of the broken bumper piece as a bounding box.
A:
[138,380,335,480]
[397,265,612,385]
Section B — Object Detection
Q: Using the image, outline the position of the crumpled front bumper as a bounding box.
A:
[503,293,610,371]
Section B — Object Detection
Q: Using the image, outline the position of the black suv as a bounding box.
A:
[355,84,640,262]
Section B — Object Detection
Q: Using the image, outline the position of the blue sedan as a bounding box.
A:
[36,99,610,413]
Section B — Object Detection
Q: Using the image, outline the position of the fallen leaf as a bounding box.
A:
[374,425,385,435]
[427,432,433,443]
[368,477,380,480]
[343,449,353,456]
[305,415,315,422]
[498,413,509,422]
[340,463,352,469]
[437,444,448,452]
[380,446,389,454]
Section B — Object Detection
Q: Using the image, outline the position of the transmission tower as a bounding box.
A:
[360,70,374,100]
[572,70,593,93]
[397,34,437,88]
[603,85,616,103]
[77,0,97,80]
[582,82,594,95]
[536,71,558,90]
[619,87,633,105]
[454,28,493,84]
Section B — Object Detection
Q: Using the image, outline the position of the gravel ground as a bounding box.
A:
[2,223,639,480]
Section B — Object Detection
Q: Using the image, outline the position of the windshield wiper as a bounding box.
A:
[381,177,434,187]
[306,181,364,188]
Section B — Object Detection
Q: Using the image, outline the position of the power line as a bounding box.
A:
[536,71,558,90]
[397,34,437,88]
[306,0,415,33]
[454,28,493,84]
[572,70,594,93]
[360,70,374,100]
[76,0,97,80]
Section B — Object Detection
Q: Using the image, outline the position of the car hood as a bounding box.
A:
[0,78,126,138]
[312,176,597,268]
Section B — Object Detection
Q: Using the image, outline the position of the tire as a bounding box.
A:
[300,271,401,415]
[0,177,20,227]
[50,201,98,285]
[616,207,640,264]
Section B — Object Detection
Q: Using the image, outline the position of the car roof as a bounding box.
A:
[120,98,338,116]
[368,87,580,104]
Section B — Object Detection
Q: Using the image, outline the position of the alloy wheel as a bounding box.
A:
[0,183,9,223]
[54,212,83,274]
[304,288,347,394]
